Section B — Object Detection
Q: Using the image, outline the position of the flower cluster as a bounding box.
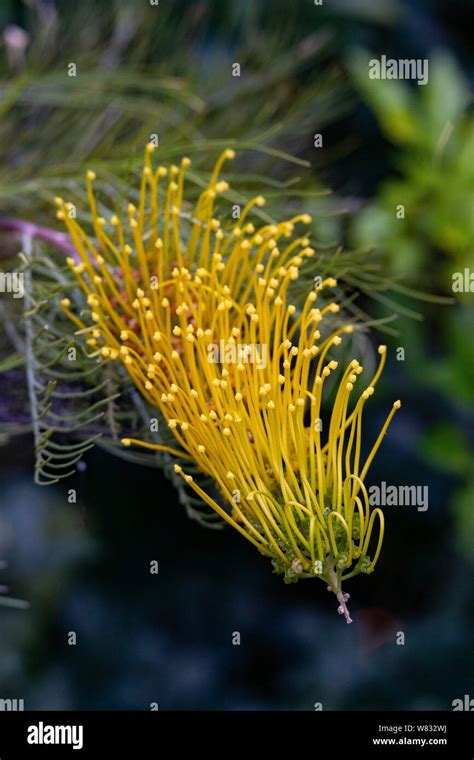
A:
[56,146,400,622]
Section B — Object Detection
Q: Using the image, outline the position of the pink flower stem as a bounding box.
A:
[327,565,353,624]
[0,217,80,260]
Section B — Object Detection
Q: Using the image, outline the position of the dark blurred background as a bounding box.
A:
[0,0,473,710]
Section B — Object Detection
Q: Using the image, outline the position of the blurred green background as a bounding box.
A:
[0,0,473,710]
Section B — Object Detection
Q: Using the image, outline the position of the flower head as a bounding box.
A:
[57,147,401,622]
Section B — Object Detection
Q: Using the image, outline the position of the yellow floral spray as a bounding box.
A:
[56,146,400,622]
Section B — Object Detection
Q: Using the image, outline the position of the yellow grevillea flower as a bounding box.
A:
[56,146,400,622]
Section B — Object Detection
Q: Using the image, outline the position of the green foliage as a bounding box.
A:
[454,480,474,560]
[0,0,349,221]
[348,47,474,560]
[349,50,474,284]
[422,423,471,477]
[18,240,116,484]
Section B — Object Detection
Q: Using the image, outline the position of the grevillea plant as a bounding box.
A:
[54,146,401,623]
